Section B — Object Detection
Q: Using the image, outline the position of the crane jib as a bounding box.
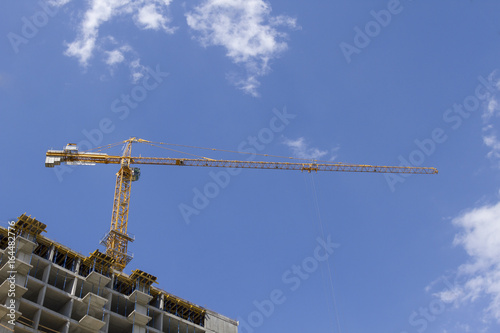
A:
[45,140,438,271]
[45,151,438,175]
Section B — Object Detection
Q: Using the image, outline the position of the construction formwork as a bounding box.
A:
[0,214,238,333]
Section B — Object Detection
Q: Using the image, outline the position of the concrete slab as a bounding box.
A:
[128,290,152,305]
[0,304,7,319]
[81,292,108,309]
[0,279,28,300]
[127,310,151,326]
[0,259,32,280]
[0,304,21,322]
[79,314,106,331]
[85,271,111,286]
[16,237,36,254]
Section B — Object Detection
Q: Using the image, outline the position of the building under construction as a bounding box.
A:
[0,214,238,333]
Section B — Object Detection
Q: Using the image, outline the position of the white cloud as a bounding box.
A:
[283,137,338,161]
[436,200,500,323]
[186,0,298,96]
[60,0,174,72]
[105,49,126,65]
[64,0,122,65]
[136,3,175,31]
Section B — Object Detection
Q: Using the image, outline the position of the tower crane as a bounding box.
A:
[45,137,438,271]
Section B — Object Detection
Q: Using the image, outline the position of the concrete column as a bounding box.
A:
[132,324,147,333]
[70,277,78,296]
[32,308,41,330]
[37,285,46,306]
[105,292,113,311]
[61,299,73,317]
[160,294,165,310]
[102,313,111,332]
[61,320,70,333]
[74,258,81,274]
[16,273,28,287]
[156,313,163,331]
[47,245,56,262]
[42,263,51,284]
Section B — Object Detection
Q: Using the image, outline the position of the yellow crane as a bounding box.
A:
[45,137,438,271]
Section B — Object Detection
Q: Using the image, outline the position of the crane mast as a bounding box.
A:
[101,139,137,270]
[45,137,438,271]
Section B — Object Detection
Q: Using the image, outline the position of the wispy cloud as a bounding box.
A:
[54,0,174,77]
[283,137,338,160]
[98,38,147,82]
[186,0,298,96]
[48,0,73,5]
[485,98,499,120]
[484,132,500,161]
[482,72,500,165]
[129,58,148,83]
[435,200,500,323]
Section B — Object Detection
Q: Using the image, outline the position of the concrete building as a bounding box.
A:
[0,214,238,333]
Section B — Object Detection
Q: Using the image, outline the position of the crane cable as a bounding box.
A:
[80,139,346,164]
[82,141,124,153]
[141,141,214,160]
[76,140,213,160]
[305,173,342,333]
[147,140,343,164]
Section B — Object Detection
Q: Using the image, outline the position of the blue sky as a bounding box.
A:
[2,0,500,332]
